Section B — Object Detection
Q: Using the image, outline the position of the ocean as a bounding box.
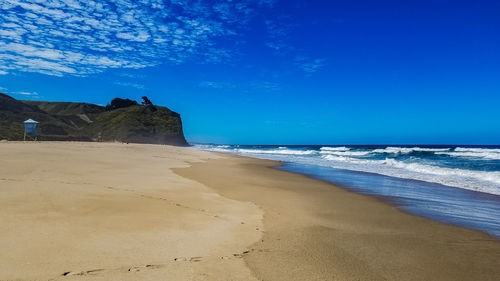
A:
[194,144,500,238]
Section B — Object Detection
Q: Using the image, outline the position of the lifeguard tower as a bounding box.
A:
[24,119,39,141]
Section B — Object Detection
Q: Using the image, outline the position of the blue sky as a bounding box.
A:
[0,0,499,144]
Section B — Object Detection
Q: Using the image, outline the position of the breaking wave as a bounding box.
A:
[194,144,500,195]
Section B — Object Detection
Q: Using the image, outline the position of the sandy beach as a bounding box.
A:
[1,142,499,281]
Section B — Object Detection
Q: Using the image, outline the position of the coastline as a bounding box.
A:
[195,144,500,238]
[175,152,500,281]
[0,142,498,281]
[278,162,500,238]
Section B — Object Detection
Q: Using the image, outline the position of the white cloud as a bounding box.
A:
[263,12,326,76]
[15,91,39,96]
[0,70,7,75]
[0,0,267,76]
[118,72,145,79]
[200,80,280,92]
[199,81,236,89]
[114,81,146,90]
[253,81,280,91]
[294,56,326,74]
[264,18,295,55]
[258,0,276,7]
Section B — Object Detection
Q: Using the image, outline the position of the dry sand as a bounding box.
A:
[1,142,499,281]
[0,142,262,281]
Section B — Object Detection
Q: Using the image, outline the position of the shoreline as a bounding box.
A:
[194,144,500,196]
[277,162,500,238]
[175,152,500,281]
[1,142,499,280]
[194,149,500,239]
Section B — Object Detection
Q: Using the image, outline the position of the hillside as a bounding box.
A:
[0,94,188,146]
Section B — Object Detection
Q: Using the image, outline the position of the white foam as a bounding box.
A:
[382,159,500,192]
[412,147,451,152]
[320,146,349,151]
[322,155,357,162]
[321,157,500,195]
[236,148,317,155]
[193,144,500,195]
[436,151,500,160]
[432,147,500,160]
[372,147,450,154]
[455,147,500,153]
[320,150,372,157]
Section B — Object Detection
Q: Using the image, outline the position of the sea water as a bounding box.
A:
[195,144,500,238]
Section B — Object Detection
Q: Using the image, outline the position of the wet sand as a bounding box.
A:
[1,142,499,281]
[175,155,500,281]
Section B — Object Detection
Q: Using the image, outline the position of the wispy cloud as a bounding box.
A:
[264,19,295,55]
[263,13,325,76]
[0,87,40,98]
[199,81,236,89]
[294,56,326,75]
[0,0,270,77]
[118,73,146,79]
[14,91,39,97]
[114,81,146,90]
[0,70,7,75]
[200,80,280,92]
[258,0,276,8]
[249,81,280,92]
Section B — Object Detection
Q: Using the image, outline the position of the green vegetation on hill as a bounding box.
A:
[87,105,185,144]
[0,93,188,145]
[23,100,105,116]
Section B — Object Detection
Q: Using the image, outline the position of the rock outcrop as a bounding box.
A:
[0,93,188,146]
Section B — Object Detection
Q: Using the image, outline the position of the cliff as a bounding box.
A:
[0,93,188,146]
